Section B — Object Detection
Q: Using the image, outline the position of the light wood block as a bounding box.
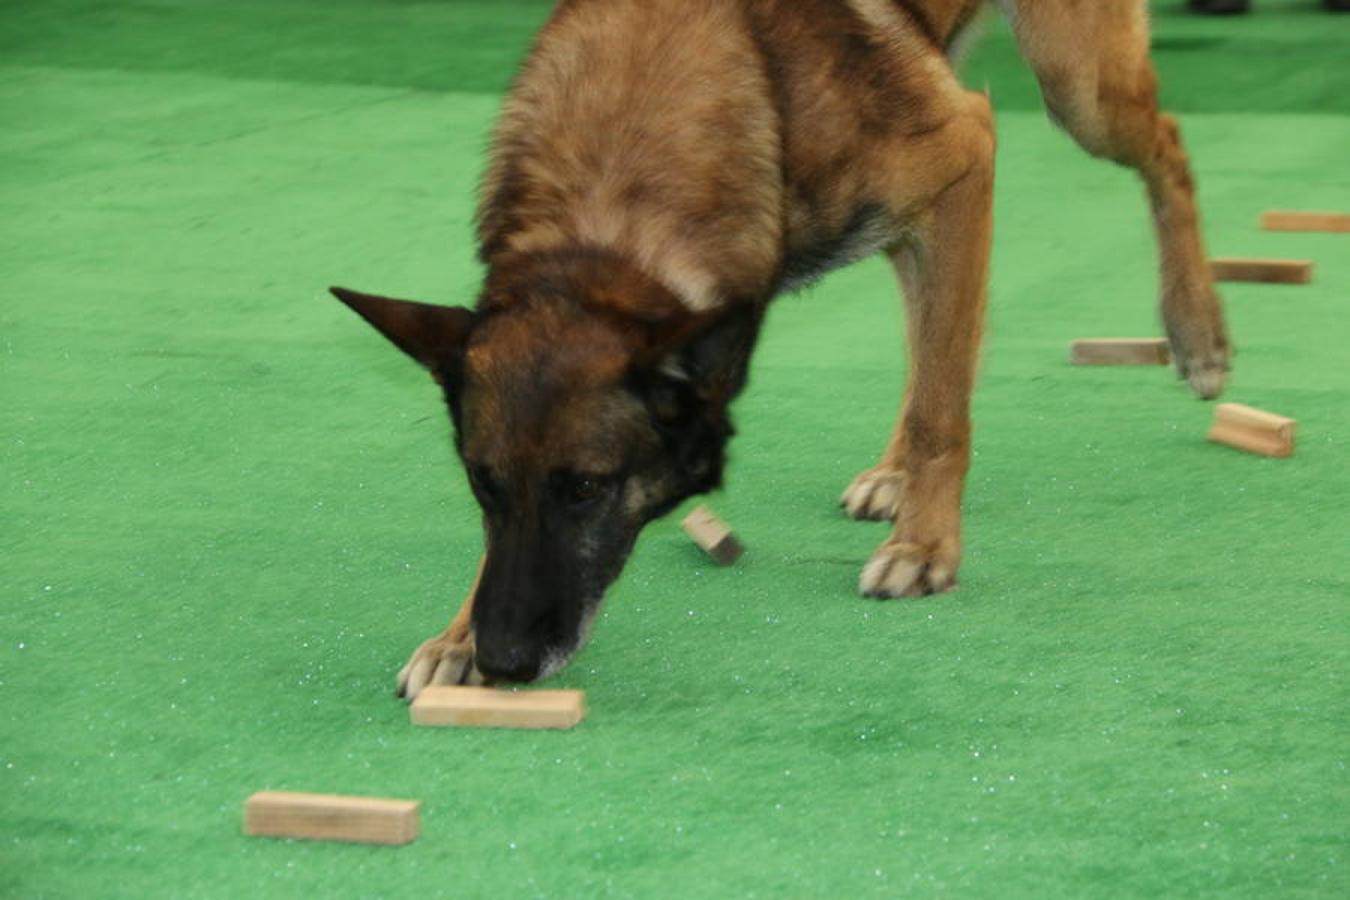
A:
[243,791,419,845]
[1207,403,1295,458]
[1209,258,1312,284]
[681,504,744,565]
[1260,211,1350,233]
[411,685,585,729]
[1069,338,1170,366]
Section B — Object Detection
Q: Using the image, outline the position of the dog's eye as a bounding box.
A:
[550,470,610,508]
[572,477,601,503]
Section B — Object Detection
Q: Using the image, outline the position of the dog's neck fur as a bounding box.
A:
[483,222,730,316]
[479,245,692,330]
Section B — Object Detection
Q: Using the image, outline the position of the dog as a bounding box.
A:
[329,0,1230,697]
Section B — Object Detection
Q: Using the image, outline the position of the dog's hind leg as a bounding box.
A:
[853,88,996,598]
[395,555,485,700]
[999,0,1230,398]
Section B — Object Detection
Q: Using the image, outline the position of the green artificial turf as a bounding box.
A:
[2,1,1347,896]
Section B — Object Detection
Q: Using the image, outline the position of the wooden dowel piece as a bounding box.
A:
[681,505,744,565]
[1069,338,1170,366]
[411,685,585,729]
[1209,258,1313,284]
[1260,211,1350,233]
[1207,403,1295,458]
[243,791,419,845]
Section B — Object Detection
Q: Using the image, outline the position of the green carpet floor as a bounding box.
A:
[3,1,1347,896]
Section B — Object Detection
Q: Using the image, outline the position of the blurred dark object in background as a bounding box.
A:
[1189,0,1250,12]
[1189,0,1349,11]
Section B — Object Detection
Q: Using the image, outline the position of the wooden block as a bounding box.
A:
[681,504,744,565]
[243,791,419,845]
[1207,403,1295,458]
[1209,258,1312,284]
[1069,338,1170,366]
[411,685,585,729]
[1260,211,1350,233]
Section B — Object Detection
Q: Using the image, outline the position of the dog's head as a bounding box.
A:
[331,252,759,682]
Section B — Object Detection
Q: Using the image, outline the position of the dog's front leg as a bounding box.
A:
[395,555,485,699]
[857,92,995,599]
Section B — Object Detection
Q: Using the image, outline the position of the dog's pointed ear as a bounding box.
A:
[626,304,762,496]
[628,303,762,431]
[633,304,763,404]
[329,286,476,371]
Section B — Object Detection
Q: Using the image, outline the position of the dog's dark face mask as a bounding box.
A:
[330,283,759,683]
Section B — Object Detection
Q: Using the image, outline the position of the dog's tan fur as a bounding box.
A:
[382,0,1229,697]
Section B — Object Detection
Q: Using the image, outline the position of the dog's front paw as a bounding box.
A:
[1175,338,1230,401]
[395,631,483,701]
[859,539,958,599]
[840,466,906,521]
[1165,287,1230,400]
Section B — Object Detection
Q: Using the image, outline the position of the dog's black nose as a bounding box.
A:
[474,646,542,683]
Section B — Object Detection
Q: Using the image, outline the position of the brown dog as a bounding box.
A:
[331,0,1230,697]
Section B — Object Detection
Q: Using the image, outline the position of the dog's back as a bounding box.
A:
[477,0,784,309]
[477,0,995,310]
